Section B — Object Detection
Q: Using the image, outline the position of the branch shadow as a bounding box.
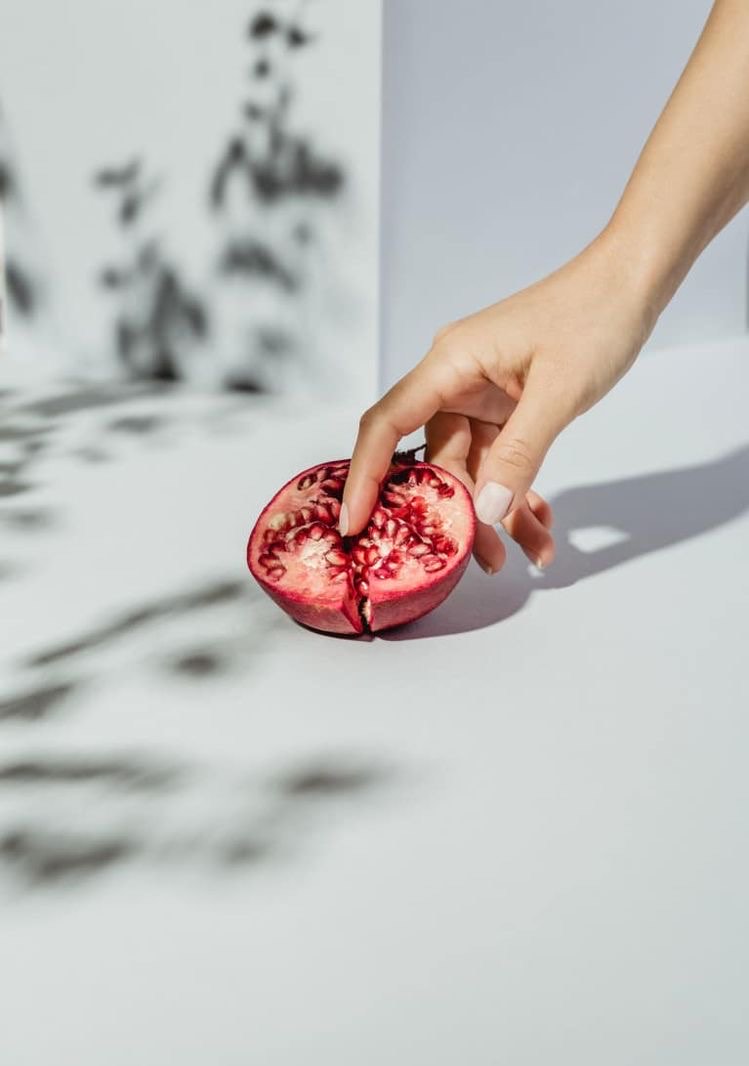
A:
[24,579,245,669]
[1,575,402,892]
[0,682,77,723]
[0,751,395,892]
[382,443,749,640]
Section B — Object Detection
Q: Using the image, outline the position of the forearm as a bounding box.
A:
[605,0,749,325]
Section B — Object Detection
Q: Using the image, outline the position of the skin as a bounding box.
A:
[341,0,749,574]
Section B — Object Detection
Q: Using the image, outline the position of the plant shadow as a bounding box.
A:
[382,443,749,640]
[0,750,394,892]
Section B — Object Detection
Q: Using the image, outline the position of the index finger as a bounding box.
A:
[341,360,446,535]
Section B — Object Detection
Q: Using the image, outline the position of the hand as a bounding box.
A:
[341,232,655,574]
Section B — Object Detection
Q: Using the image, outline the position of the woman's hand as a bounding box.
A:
[341,231,656,574]
[340,0,749,575]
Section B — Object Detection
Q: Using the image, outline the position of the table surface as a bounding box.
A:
[1,339,748,1065]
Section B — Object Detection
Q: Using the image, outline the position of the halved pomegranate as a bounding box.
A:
[247,454,476,635]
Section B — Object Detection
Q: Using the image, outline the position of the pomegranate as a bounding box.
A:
[246,453,476,635]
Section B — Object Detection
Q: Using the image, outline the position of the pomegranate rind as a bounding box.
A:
[247,460,362,635]
[367,550,472,632]
[247,457,476,635]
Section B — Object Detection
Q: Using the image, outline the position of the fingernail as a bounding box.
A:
[535,556,545,570]
[338,502,349,537]
[476,556,497,575]
[474,482,513,525]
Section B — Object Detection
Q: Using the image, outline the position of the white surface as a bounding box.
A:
[1,337,748,1064]
[380,0,749,387]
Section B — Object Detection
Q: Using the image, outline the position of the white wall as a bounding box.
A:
[0,0,380,400]
[380,0,749,387]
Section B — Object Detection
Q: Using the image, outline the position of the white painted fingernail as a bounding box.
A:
[474,482,513,525]
[476,556,497,575]
[535,556,545,570]
[338,502,349,537]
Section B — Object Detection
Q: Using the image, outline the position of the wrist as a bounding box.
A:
[582,224,664,346]
[597,205,701,336]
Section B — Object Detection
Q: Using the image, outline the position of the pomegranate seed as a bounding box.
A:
[315,503,334,524]
[267,565,286,580]
[309,524,325,541]
[372,508,387,529]
[320,478,344,496]
[365,546,380,565]
[408,542,431,558]
[383,490,405,507]
[394,526,410,547]
[385,517,398,538]
[325,548,348,566]
[438,484,455,498]
[267,512,287,531]
[322,529,338,545]
[422,556,446,572]
[357,579,369,595]
[428,475,442,488]
[258,552,277,568]
[299,506,313,524]
[297,473,317,491]
[432,534,457,556]
[352,546,367,565]
[329,499,341,519]
[373,568,391,580]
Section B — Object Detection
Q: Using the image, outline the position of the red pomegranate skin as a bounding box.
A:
[247,456,476,635]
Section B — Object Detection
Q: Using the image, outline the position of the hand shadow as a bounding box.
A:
[381,443,749,640]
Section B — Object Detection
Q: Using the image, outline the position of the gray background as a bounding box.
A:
[380,0,749,387]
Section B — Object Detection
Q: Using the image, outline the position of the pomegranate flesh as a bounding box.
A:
[247,455,476,635]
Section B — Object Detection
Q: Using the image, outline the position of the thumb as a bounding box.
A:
[474,374,572,525]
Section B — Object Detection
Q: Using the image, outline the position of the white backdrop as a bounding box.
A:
[0,0,380,401]
[380,0,749,387]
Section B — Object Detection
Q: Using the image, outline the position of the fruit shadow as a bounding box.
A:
[381,443,749,640]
